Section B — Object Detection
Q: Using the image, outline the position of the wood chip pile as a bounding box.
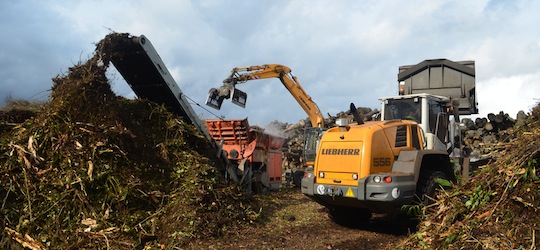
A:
[0,33,260,249]
[397,105,540,249]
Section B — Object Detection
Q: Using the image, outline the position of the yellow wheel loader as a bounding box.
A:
[301,59,478,225]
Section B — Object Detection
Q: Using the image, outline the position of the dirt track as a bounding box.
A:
[187,188,411,250]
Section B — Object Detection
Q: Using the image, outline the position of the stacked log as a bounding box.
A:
[461,110,526,160]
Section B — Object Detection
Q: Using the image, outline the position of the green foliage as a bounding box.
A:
[465,184,494,211]
[413,231,428,249]
[524,159,538,180]
[434,177,453,188]
[440,231,465,248]
[401,204,423,217]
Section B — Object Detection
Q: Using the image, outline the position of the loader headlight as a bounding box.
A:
[352,173,358,180]
[316,185,325,195]
[319,172,325,178]
[373,176,381,183]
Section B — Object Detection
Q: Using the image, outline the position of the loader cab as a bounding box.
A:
[380,94,450,151]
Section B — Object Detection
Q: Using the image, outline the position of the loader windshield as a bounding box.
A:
[383,98,422,122]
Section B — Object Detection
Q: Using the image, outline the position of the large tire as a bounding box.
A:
[416,170,447,207]
[329,206,372,227]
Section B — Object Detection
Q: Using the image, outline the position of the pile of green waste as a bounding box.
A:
[0,33,259,249]
[398,105,540,249]
[0,99,44,136]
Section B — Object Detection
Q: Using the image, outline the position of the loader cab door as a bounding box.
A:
[426,98,449,151]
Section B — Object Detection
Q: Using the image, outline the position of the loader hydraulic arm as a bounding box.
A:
[206,64,325,128]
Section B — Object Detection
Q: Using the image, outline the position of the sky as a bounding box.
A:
[1,0,540,127]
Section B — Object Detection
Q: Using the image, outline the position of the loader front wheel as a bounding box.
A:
[416,170,448,207]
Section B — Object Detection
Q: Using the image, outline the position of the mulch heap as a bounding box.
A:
[0,100,44,136]
[398,105,540,249]
[0,33,260,249]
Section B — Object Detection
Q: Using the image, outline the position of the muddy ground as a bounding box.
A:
[186,188,410,250]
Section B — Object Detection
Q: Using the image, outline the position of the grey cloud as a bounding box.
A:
[2,0,540,124]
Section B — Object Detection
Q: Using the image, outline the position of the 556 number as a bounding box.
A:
[373,157,391,167]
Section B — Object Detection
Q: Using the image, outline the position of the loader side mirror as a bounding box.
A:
[350,103,364,125]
